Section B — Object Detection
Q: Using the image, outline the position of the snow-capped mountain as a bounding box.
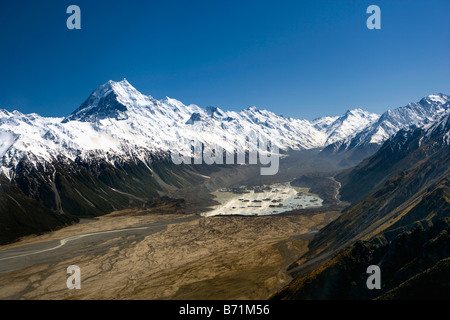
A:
[312,108,380,146]
[322,93,450,158]
[0,79,380,173]
[1,80,448,175]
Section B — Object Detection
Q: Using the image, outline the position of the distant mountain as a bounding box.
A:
[312,108,379,146]
[274,111,450,300]
[0,79,380,171]
[322,93,450,160]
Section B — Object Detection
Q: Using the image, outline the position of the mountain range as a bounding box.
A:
[0,79,380,171]
[2,79,448,171]
[0,79,449,245]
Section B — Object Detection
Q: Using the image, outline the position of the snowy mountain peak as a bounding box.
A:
[108,79,149,104]
[205,106,225,118]
[337,109,377,123]
[344,108,369,117]
[246,106,260,113]
[62,80,209,126]
[424,93,449,105]
[63,79,155,123]
[63,81,125,122]
[311,108,379,145]
[322,92,450,155]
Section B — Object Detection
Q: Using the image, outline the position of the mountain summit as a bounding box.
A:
[63,79,152,122]
[322,93,450,159]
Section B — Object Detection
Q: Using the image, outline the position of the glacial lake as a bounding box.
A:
[203,183,323,217]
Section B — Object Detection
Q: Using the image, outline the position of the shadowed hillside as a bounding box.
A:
[273,113,450,300]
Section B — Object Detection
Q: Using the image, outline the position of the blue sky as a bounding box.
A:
[0,0,449,120]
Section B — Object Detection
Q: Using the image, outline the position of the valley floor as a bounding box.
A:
[0,208,339,300]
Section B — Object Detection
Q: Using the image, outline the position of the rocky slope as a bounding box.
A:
[273,112,450,299]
